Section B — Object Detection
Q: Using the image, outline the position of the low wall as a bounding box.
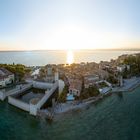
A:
[8,96,30,112]
[7,84,32,97]
[0,84,32,101]
[96,80,112,87]
[26,79,54,89]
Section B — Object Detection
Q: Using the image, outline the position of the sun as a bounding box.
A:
[67,50,74,65]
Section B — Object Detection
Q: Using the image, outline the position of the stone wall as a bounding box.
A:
[8,96,30,112]
[0,91,6,101]
[32,81,53,89]
[30,81,58,116]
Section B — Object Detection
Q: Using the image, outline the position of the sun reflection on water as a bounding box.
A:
[66,50,74,65]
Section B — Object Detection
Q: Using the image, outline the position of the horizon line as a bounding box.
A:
[0,48,140,52]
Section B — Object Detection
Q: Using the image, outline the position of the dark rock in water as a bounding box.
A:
[37,109,54,121]
[85,105,90,110]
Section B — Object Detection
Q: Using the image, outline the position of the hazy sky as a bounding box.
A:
[0,0,140,50]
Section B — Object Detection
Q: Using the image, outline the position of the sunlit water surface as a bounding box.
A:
[0,50,139,66]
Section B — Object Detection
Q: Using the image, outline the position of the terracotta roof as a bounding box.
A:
[69,79,82,91]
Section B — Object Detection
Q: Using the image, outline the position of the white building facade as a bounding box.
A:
[0,68,14,87]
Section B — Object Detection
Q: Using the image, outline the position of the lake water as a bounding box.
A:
[0,86,140,140]
[0,50,139,66]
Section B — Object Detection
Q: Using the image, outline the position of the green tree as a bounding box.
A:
[58,85,68,103]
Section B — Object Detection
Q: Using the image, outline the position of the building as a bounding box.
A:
[117,65,130,73]
[117,65,126,73]
[97,80,112,94]
[45,66,59,83]
[31,68,40,80]
[0,68,14,87]
[68,79,82,97]
[84,74,100,88]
